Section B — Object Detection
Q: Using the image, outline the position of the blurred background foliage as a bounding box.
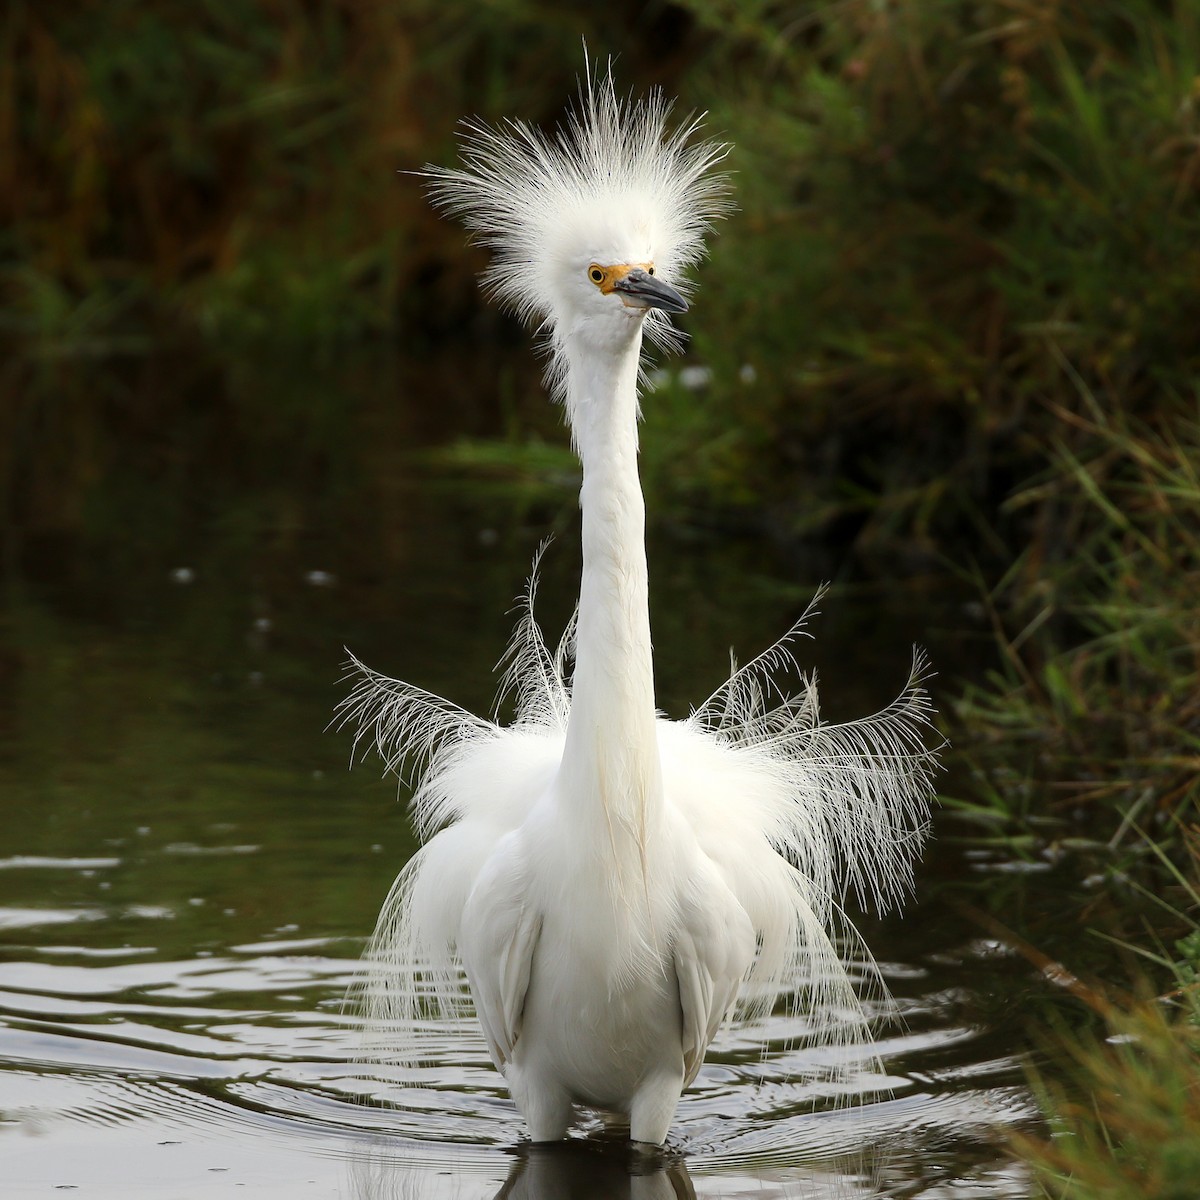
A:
[3,1,1198,1192]
[5,0,1197,544]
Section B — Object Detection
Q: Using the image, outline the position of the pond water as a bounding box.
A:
[1,352,1047,1197]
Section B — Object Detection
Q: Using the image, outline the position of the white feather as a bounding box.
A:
[342,582,938,1054]
[341,58,940,1144]
[424,58,731,408]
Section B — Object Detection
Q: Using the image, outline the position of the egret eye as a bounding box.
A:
[588,266,604,284]
[647,266,655,276]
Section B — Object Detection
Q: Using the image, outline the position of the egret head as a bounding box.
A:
[424,60,730,363]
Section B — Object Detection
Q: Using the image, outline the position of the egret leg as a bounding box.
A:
[629,1069,684,1146]
[510,1073,574,1142]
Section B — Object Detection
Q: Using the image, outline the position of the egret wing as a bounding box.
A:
[673,888,754,1087]
[460,846,542,1068]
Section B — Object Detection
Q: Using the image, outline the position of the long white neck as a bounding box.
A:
[558,326,662,839]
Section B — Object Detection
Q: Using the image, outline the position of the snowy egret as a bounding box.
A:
[341,62,939,1146]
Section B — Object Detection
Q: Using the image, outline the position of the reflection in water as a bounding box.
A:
[348,1139,887,1200]
[494,1144,697,1200]
[345,1143,699,1200]
[344,1126,1034,1200]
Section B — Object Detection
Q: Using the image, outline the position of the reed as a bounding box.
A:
[1013,830,1200,1198]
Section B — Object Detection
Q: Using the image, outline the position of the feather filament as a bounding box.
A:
[345,574,939,1073]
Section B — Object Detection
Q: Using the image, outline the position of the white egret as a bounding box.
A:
[341,62,939,1146]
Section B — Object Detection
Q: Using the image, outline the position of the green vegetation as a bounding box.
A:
[4,1,1199,1191]
[1021,1001,1200,1199]
[0,1,684,354]
[1013,834,1200,1198]
[955,406,1198,834]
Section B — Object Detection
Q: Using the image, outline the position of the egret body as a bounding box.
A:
[342,64,938,1146]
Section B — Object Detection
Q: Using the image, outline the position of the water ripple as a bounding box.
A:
[0,935,1035,1198]
[0,857,123,872]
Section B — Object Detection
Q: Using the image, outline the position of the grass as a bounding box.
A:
[1013,830,1200,1198]
[949,377,1199,1198]
[1022,1003,1200,1199]
[955,399,1199,840]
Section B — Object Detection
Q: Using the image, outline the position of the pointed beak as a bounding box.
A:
[612,268,689,315]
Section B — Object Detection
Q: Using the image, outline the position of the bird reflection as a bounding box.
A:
[495,1141,693,1200]
[345,1140,694,1200]
[346,1136,892,1200]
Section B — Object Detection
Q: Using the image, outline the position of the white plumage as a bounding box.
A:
[341,61,939,1146]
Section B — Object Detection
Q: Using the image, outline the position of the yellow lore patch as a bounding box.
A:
[587,262,655,293]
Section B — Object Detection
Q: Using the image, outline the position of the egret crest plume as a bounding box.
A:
[424,61,731,367]
[341,60,940,1147]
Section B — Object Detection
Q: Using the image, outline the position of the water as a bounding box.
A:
[1,351,1038,1196]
